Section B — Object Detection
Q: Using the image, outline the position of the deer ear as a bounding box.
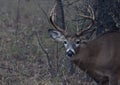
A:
[48,29,65,42]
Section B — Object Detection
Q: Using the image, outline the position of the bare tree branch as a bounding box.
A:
[35,31,54,78]
[15,0,21,44]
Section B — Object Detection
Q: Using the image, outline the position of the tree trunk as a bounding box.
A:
[55,0,65,29]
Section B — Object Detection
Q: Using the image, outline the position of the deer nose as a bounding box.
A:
[66,50,74,57]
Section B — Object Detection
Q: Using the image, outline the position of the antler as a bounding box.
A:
[77,5,95,35]
[50,4,67,35]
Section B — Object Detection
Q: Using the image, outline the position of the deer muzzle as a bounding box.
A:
[66,49,75,57]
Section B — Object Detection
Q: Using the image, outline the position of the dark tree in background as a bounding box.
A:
[55,0,65,29]
[96,0,120,35]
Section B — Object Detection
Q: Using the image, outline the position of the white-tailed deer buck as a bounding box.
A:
[48,4,120,85]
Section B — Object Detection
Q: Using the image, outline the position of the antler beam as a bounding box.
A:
[50,4,67,35]
[77,5,95,35]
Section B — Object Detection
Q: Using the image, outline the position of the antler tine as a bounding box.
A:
[88,5,95,20]
[50,4,67,35]
[77,5,95,35]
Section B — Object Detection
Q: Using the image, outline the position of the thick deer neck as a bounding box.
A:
[71,43,98,71]
[71,46,90,69]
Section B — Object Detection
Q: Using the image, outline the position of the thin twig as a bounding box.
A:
[35,31,53,77]
[15,0,21,44]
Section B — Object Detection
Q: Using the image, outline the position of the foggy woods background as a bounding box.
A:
[0,0,119,85]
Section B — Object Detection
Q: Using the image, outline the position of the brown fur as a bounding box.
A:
[71,32,120,85]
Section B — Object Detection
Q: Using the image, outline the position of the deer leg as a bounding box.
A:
[109,75,118,85]
[93,74,109,85]
[87,71,109,85]
[98,80,109,85]
[99,80,109,85]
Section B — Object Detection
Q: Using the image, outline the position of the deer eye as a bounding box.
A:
[64,41,67,44]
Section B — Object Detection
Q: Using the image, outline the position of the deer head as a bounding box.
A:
[48,4,95,57]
